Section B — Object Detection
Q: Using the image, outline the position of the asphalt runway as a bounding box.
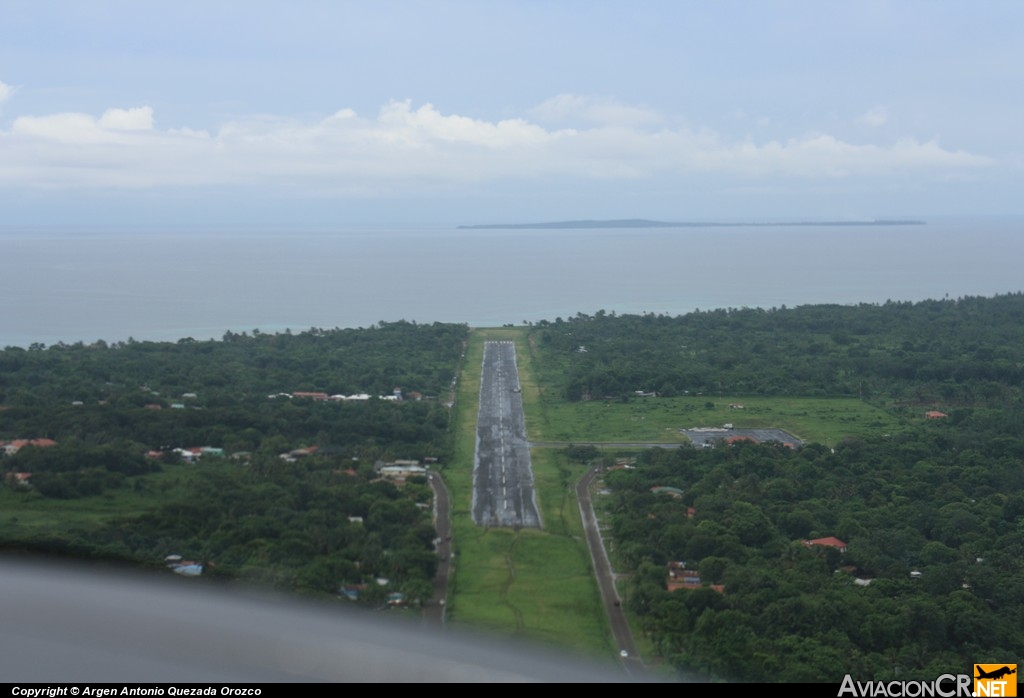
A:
[472,341,541,528]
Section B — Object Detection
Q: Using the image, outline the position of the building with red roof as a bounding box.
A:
[803,537,848,553]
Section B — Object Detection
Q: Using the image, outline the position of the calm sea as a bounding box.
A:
[1,217,1021,348]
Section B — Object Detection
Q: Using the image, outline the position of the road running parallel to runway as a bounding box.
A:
[472,341,542,528]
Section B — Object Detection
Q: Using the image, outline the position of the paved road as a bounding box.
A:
[423,470,452,627]
[576,467,643,675]
[473,341,541,528]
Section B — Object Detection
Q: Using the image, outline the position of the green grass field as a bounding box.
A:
[530,394,904,446]
[444,328,611,657]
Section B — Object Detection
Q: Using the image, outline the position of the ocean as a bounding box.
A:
[1,217,1021,348]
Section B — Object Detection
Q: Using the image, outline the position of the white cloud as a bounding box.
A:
[12,112,112,144]
[376,100,554,148]
[100,106,154,131]
[861,106,888,127]
[0,98,994,192]
[530,93,662,127]
[12,106,154,145]
[697,133,991,178]
[0,80,13,103]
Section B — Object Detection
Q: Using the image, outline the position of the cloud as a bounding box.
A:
[697,133,991,178]
[100,106,154,131]
[12,106,154,145]
[0,98,994,192]
[529,94,662,127]
[11,112,113,144]
[375,100,553,148]
[0,80,13,103]
[861,106,888,127]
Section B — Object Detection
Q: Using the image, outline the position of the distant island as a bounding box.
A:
[458,218,925,230]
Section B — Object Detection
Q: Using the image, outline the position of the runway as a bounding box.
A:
[472,341,541,528]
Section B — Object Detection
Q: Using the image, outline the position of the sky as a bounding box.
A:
[1,1,1022,227]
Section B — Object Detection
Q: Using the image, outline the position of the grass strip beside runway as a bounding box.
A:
[531,394,903,446]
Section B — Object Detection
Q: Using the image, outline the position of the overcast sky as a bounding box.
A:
[1,1,1021,227]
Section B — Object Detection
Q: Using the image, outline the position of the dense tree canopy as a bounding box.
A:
[1,322,467,605]
[536,295,1024,404]
[0,321,466,405]
[600,424,1024,680]
[545,295,1024,680]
